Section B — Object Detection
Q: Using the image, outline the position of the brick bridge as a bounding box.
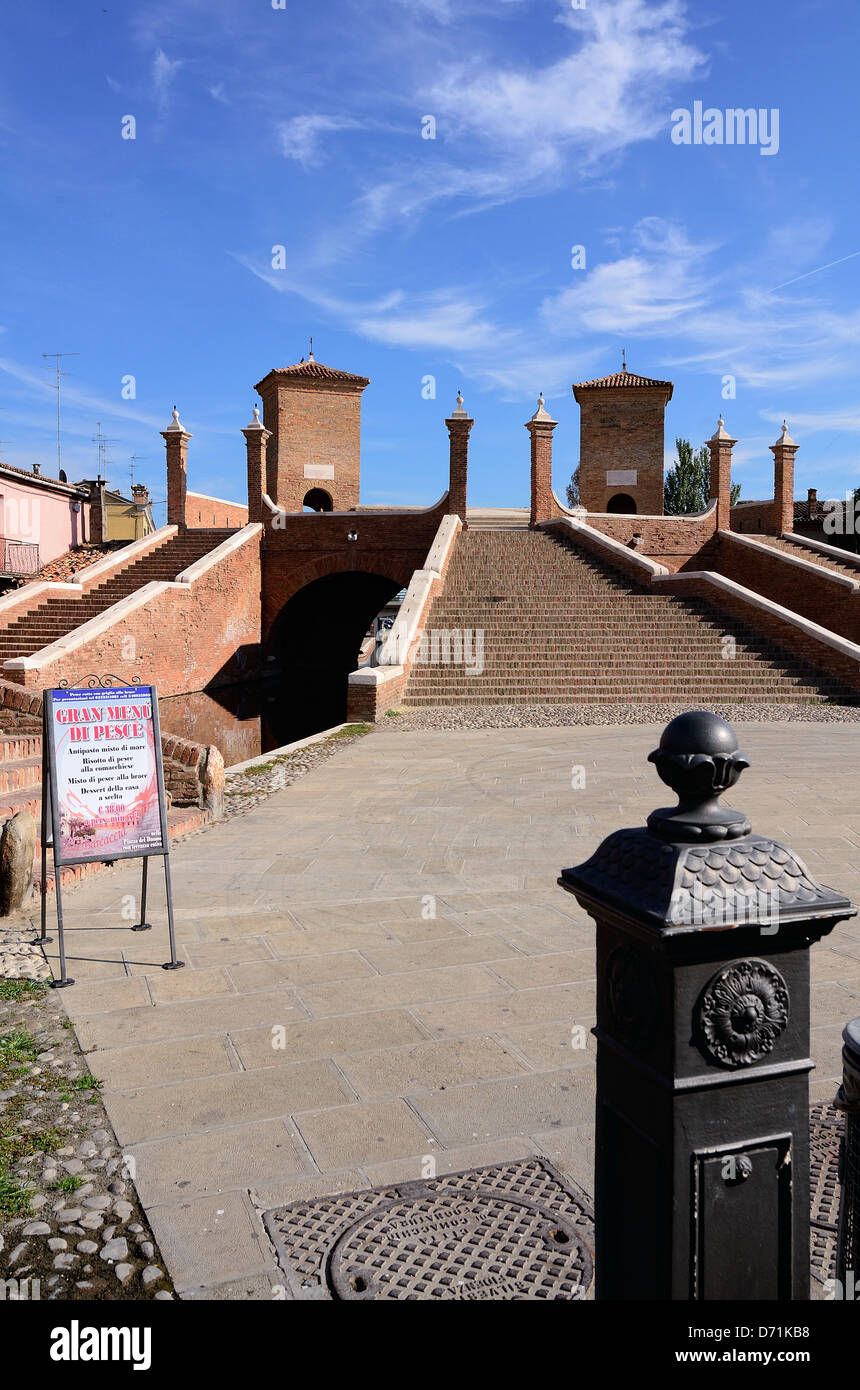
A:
[0,354,858,732]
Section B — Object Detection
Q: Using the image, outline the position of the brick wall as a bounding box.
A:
[13,526,263,696]
[710,532,860,644]
[261,501,447,641]
[575,388,669,514]
[730,501,775,534]
[585,508,717,571]
[186,492,248,529]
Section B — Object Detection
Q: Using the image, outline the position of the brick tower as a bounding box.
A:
[253,350,370,512]
[572,360,673,515]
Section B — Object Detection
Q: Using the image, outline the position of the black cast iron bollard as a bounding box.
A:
[559,711,856,1301]
[835,1018,860,1291]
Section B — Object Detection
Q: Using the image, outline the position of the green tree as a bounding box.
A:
[565,465,581,508]
[664,437,741,514]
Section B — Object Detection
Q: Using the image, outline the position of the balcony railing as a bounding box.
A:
[0,539,40,575]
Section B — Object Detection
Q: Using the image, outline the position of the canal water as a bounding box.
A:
[159,676,349,768]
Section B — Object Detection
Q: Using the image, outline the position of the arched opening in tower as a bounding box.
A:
[302,488,334,513]
[606,493,637,514]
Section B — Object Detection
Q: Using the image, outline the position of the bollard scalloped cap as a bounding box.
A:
[647,710,751,843]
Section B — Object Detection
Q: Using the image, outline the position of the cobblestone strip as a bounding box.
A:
[0,978,175,1300]
[223,722,372,818]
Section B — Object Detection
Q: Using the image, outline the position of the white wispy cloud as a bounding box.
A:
[152,48,182,122]
[424,0,705,169]
[277,115,362,169]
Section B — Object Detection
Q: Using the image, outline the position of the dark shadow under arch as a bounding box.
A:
[265,570,402,739]
[303,488,333,512]
[607,493,637,514]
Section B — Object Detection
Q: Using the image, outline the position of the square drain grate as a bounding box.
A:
[263,1159,594,1301]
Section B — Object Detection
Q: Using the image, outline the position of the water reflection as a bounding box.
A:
[159,675,347,768]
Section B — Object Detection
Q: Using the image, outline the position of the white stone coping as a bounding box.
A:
[186,490,248,511]
[347,513,462,685]
[3,524,263,675]
[780,531,860,572]
[538,516,670,578]
[0,525,179,618]
[576,499,718,522]
[174,522,262,584]
[3,582,179,673]
[549,491,586,517]
[347,664,405,686]
[424,513,461,575]
[261,492,450,521]
[375,514,462,668]
[654,569,860,665]
[225,722,350,774]
[722,530,859,591]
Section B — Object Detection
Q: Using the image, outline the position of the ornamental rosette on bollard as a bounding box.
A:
[559,710,856,1302]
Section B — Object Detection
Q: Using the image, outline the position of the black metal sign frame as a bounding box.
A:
[39,677,183,986]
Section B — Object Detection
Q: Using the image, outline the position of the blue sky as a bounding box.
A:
[2,0,859,519]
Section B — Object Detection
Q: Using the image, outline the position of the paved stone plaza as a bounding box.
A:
[36,721,860,1297]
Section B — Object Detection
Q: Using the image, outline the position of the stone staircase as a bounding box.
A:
[755,534,860,582]
[403,529,853,705]
[466,508,530,531]
[0,529,232,663]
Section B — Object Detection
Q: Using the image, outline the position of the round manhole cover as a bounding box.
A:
[327,1188,592,1300]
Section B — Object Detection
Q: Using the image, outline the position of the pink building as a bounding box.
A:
[0,462,91,579]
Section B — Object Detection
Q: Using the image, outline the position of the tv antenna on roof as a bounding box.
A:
[91,421,117,484]
[130,454,147,491]
[42,352,79,476]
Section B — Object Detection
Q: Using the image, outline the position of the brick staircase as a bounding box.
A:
[0,529,232,663]
[402,529,854,705]
[754,534,860,582]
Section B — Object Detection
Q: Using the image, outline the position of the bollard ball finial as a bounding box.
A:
[647,710,751,843]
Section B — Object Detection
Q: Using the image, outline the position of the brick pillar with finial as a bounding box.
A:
[445,392,473,522]
[242,404,271,525]
[161,406,191,530]
[770,421,798,535]
[526,393,558,526]
[707,416,736,531]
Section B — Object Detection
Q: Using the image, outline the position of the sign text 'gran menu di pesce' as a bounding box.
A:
[49,687,165,863]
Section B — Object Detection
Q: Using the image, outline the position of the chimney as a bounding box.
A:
[32,462,41,476]
[87,479,106,545]
[161,406,192,529]
[131,483,150,508]
[241,404,271,525]
[807,487,818,512]
[525,393,558,527]
[707,416,736,531]
[770,421,798,535]
[445,392,473,522]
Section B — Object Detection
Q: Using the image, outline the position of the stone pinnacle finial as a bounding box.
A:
[450,390,468,418]
[163,405,186,434]
[773,419,796,448]
[709,415,734,443]
[646,711,751,843]
[244,403,265,431]
[528,392,556,425]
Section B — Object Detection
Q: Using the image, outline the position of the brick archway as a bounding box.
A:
[266,567,405,731]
